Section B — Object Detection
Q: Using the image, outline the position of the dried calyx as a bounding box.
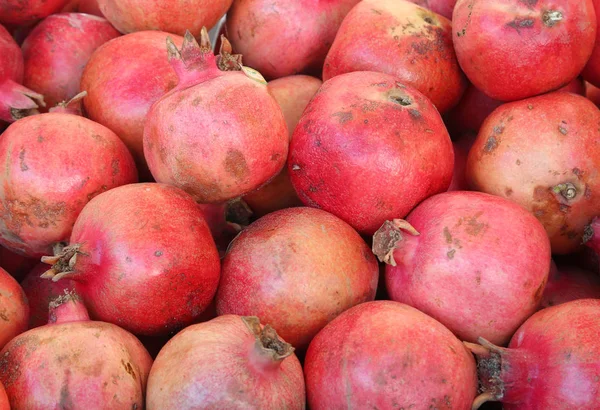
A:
[242,316,295,361]
[41,244,82,282]
[372,219,420,266]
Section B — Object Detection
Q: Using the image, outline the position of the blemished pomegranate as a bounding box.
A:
[373,191,551,345]
[453,0,597,102]
[41,183,221,336]
[466,91,600,254]
[216,207,379,350]
[0,291,153,409]
[305,301,477,409]
[244,75,321,217]
[226,0,360,79]
[147,315,305,409]
[20,263,75,328]
[21,13,120,110]
[0,23,44,123]
[323,0,467,114]
[540,261,600,309]
[0,0,70,25]
[289,71,454,235]
[81,30,184,181]
[408,0,457,19]
[143,30,288,203]
[0,112,138,258]
[0,246,37,281]
[0,267,28,349]
[97,0,230,36]
[583,0,600,87]
[466,299,600,409]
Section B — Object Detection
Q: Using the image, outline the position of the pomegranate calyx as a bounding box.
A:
[542,10,563,27]
[48,289,90,324]
[217,35,243,72]
[552,182,578,200]
[49,91,87,115]
[242,316,295,361]
[225,198,253,229]
[0,79,46,122]
[41,244,82,282]
[464,337,506,409]
[372,219,420,266]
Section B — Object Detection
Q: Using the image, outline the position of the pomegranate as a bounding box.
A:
[466,299,600,409]
[466,92,600,254]
[0,291,152,409]
[0,0,70,25]
[0,23,45,123]
[0,382,7,410]
[244,75,321,217]
[21,13,120,111]
[0,111,138,258]
[583,0,600,87]
[41,183,221,336]
[216,207,379,350]
[448,132,476,191]
[323,0,467,114]
[226,0,360,79]
[373,191,551,345]
[147,315,305,409]
[540,261,600,309]
[0,246,37,281]
[305,301,477,409]
[20,263,75,328]
[453,0,596,102]
[97,0,231,36]
[408,0,457,19]
[0,267,28,349]
[81,31,184,180]
[143,31,288,203]
[289,71,453,235]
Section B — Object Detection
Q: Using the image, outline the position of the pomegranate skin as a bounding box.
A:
[0,382,7,410]
[216,207,379,350]
[44,183,221,336]
[466,92,600,254]
[147,315,305,409]
[378,191,551,345]
[21,13,120,111]
[323,0,467,114]
[305,301,477,409]
[0,267,28,350]
[453,0,596,102]
[587,81,600,107]
[289,71,454,235]
[583,0,600,87]
[0,113,138,257]
[408,0,457,19]
[244,75,321,217]
[0,0,70,25]
[97,0,231,36]
[540,262,600,309]
[81,31,184,181]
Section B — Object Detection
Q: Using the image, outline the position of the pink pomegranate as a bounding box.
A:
[583,0,600,87]
[0,23,44,123]
[41,183,221,336]
[226,0,360,79]
[540,261,600,309]
[305,301,477,409]
[0,246,37,281]
[453,0,596,102]
[323,0,467,114]
[289,71,453,235]
[408,0,457,19]
[466,299,600,409]
[466,92,600,254]
[0,267,28,349]
[0,382,7,410]
[20,263,75,328]
[244,75,321,217]
[97,0,231,35]
[143,31,288,203]
[21,13,119,111]
[216,207,379,350]
[81,31,184,181]
[0,0,70,25]
[374,191,551,345]
[448,132,476,191]
[0,291,153,409]
[0,111,138,258]
[147,315,305,409]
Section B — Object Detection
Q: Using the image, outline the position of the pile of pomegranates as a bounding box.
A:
[1,0,600,407]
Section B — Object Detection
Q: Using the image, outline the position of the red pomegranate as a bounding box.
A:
[41,183,221,336]
[0,291,153,409]
[81,31,184,180]
[408,0,457,19]
[226,0,360,79]
[216,207,379,350]
[243,75,321,217]
[374,191,551,345]
[453,0,597,102]
[0,267,28,349]
[540,261,600,309]
[305,301,477,409]
[147,315,305,409]
[466,91,600,254]
[0,23,44,123]
[323,0,467,114]
[583,0,600,87]
[143,31,288,203]
[289,71,453,235]
[0,0,70,25]
[466,299,600,409]
[0,246,37,281]
[21,13,120,110]
[0,112,137,258]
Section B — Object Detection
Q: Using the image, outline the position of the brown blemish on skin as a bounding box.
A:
[121,360,136,380]
[19,149,28,171]
[224,149,249,179]
[191,96,203,106]
[332,111,353,124]
[408,109,422,119]
[111,159,119,176]
[484,136,498,153]
[558,126,568,135]
[443,227,452,244]
[447,249,456,259]
[464,212,488,236]
[505,188,513,196]
[506,18,535,33]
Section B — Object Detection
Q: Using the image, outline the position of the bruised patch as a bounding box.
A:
[332,111,353,124]
[484,136,498,153]
[224,149,249,179]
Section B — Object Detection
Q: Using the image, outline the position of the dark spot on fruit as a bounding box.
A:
[309,185,318,193]
[389,95,412,106]
[543,10,563,27]
[19,149,28,171]
[191,96,203,106]
[475,271,481,285]
[60,383,74,409]
[364,119,368,124]
[424,16,434,24]
[558,126,568,135]
[154,250,162,257]
[528,104,534,110]
[559,204,570,213]
[447,249,456,259]
[121,360,136,380]
[408,109,422,119]
[516,159,522,165]
[0,312,8,321]
[111,159,119,176]
[585,186,592,199]
[506,18,535,32]
[484,136,498,153]
[573,168,582,177]
[505,188,513,196]
[270,153,281,161]
[37,135,44,142]
[534,209,545,217]
[464,212,488,236]
[332,111,353,124]
[224,149,249,179]
[443,227,452,244]
[371,8,382,14]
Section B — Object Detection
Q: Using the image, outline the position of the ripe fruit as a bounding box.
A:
[0,267,28,349]
[0,0,70,25]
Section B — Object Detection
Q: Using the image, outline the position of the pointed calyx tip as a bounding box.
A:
[242,316,295,361]
[372,219,419,266]
[40,244,82,282]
